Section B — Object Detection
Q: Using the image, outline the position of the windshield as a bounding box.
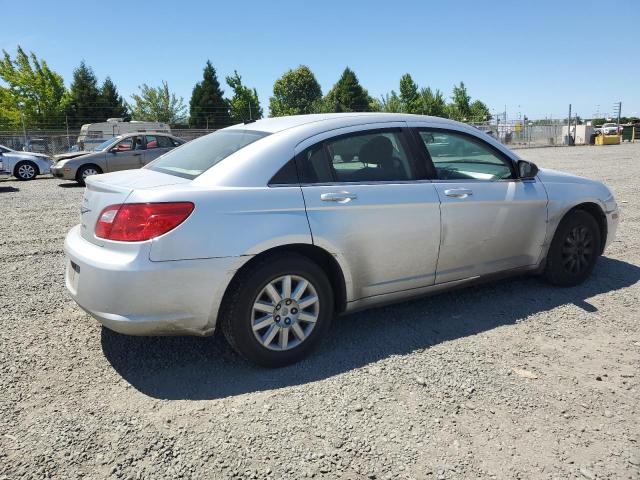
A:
[93,137,120,151]
[146,129,270,179]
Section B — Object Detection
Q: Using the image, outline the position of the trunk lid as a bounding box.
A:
[80,169,190,245]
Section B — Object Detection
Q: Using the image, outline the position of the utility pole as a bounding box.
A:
[65,115,70,149]
[248,101,253,121]
[21,113,27,147]
[567,104,572,145]
[616,101,622,130]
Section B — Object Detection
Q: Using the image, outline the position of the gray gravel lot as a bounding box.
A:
[1,144,639,479]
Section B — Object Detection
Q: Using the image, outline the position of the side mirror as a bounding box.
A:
[518,160,539,179]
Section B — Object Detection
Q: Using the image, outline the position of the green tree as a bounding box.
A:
[419,87,447,117]
[130,81,186,125]
[99,76,129,121]
[399,73,420,113]
[450,81,471,120]
[269,65,323,116]
[226,71,262,123]
[379,91,402,113]
[189,60,230,128]
[324,67,371,113]
[65,61,102,127]
[469,99,491,122]
[0,46,66,130]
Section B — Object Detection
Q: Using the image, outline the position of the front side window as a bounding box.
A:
[298,129,415,183]
[418,130,513,181]
[114,138,134,151]
[147,129,270,179]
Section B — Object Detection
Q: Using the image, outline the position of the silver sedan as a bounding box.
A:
[64,113,620,366]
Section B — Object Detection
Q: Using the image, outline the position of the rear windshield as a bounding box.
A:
[146,129,270,179]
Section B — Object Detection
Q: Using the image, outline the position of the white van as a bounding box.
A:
[77,119,171,151]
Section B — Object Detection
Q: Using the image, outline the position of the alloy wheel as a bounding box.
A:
[561,225,594,275]
[82,167,99,179]
[18,163,36,180]
[251,275,320,351]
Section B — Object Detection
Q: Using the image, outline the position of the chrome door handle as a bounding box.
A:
[444,188,473,198]
[320,192,357,203]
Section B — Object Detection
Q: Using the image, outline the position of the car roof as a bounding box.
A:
[194,113,520,188]
[120,131,175,137]
[226,112,463,134]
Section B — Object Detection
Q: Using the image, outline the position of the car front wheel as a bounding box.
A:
[543,209,601,287]
[76,165,102,185]
[14,161,38,181]
[221,253,334,367]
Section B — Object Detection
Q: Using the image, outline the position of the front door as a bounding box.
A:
[297,125,441,301]
[414,128,548,284]
[106,136,144,172]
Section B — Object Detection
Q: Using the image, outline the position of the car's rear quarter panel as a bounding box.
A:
[128,185,313,262]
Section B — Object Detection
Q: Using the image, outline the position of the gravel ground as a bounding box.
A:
[1,144,639,480]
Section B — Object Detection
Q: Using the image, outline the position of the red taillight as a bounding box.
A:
[95,202,194,241]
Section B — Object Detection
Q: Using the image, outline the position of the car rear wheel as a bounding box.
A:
[543,209,601,287]
[221,253,333,367]
[14,161,38,181]
[76,165,102,185]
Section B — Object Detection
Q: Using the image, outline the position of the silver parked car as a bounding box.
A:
[51,132,185,185]
[64,113,620,366]
[0,144,54,180]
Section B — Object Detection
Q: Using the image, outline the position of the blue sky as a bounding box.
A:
[2,0,638,120]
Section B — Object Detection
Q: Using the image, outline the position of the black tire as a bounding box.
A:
[76,164,102,186]
[543,209,601,287]
[14,160,39,181]
[220,252,334,367]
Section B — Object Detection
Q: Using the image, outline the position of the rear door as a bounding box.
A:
[412,127,548,284]
[142,135,171,165]
[106,136,144,171]
[295,124,441,301]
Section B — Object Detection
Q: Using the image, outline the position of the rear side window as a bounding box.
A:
[145,135,158,149]
[297,129,416,183]
[157,136,174,148]
[147,129,270,179]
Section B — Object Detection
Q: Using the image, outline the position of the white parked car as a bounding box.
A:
[64,113,620,366]
[599,123,621,135]
[0,144,54,180]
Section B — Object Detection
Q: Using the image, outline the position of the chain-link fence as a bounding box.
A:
[0,129,216,156]
[0,122,578,157]
[471,122,566,148]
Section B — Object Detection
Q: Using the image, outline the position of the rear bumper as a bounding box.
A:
[64,225,247,336]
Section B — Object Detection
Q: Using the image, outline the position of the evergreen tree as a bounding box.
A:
[399,73,420,113]
[269,65,323,116]
[99,77,129,120]
[65,61,102,127]
[469,99,491,122]
[189,60,230,128]
[226,71,262,123]
[379,91,402,113]
[450,81,471,120]
[324,67,371,112]
[419,87,447,118]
